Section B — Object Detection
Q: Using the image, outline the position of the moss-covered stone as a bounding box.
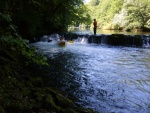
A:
[0,106,5,113]
[55,93,74,109]
[45,94,57,109]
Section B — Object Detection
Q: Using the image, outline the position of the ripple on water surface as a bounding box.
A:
[32,42,150,113]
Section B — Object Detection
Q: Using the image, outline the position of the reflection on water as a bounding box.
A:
[68,27,150,35]
[32,40,150,113]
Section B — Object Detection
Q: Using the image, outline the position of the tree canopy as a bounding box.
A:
[0,0,91,40]
[1,0,150,40]
[85,0,150,31]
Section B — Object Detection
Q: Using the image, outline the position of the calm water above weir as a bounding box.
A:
[32,37,150,113]
[69,28,150,35]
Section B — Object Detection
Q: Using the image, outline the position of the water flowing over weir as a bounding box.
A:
[38,33,150,48]
[32,33,150,113]
[65,34,150,48]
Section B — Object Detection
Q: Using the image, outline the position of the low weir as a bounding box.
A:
[37,33,150,48]
[64,33,150,48]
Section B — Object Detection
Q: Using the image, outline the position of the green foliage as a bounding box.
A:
[0,0,91,40]
[72,4,92,26]
[0,36,49,79]
[0,13,19,37]
[123,0,150,29]
[86,0,124,29]
[85,0,150,30]
[90,0,100,6]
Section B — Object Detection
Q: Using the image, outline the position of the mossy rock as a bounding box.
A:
[44,88,74,109]
[62,108,77,113]
[76,107,97,113]
[0,106,5,113]
[44,94,58,110]
[55,93,74,109]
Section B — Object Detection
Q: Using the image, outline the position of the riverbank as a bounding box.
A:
[0,36,97,113]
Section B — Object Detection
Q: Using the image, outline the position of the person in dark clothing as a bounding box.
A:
[93,19,97,35]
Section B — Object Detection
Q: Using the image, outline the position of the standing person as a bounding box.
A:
[93,19,97,35]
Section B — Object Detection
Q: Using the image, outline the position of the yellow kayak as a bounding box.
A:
[68,40,74,44]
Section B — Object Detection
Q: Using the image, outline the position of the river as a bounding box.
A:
[68,27,150,35]
[32,34,150,113]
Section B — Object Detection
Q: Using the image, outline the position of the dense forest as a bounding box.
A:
[85,0,150,31]
[0,0,91,41]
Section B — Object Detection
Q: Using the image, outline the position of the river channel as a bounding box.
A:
[69,27,150,35]
[32,35,150,113]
